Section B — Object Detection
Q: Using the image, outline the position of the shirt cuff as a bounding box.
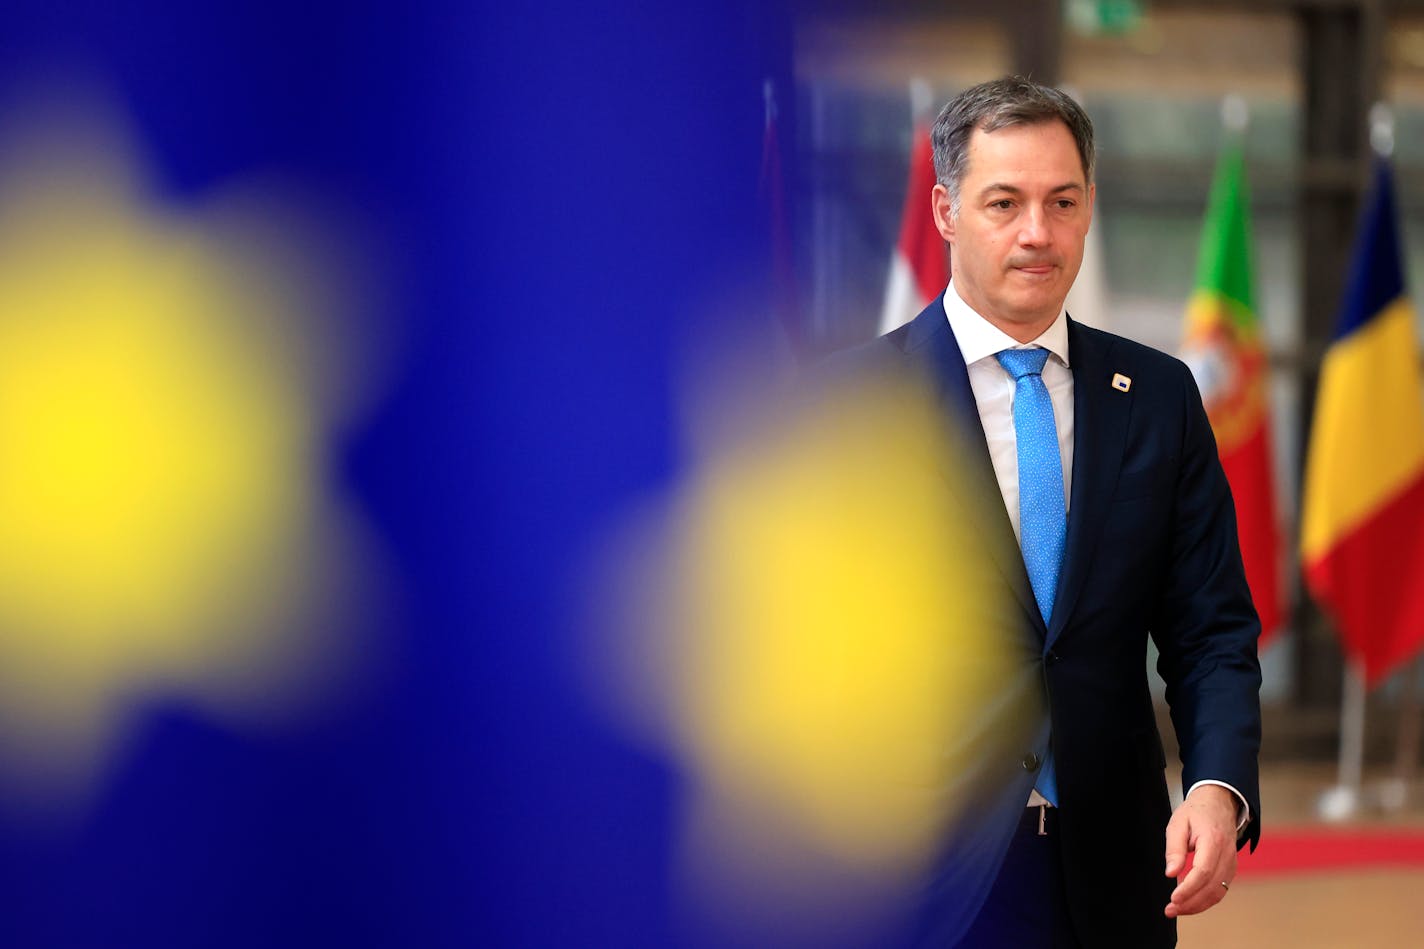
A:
[1186,779,1250,834]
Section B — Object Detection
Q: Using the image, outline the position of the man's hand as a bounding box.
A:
[1163,784,1239,918]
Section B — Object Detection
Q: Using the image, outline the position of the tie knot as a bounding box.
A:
[995,347,1050,380]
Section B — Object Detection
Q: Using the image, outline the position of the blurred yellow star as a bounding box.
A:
[0,98,379,808]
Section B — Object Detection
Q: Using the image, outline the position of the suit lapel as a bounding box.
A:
[1046,318,1130,648]
[901,301,1042,633]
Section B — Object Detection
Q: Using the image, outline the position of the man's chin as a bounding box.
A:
[1005,290,1066,320]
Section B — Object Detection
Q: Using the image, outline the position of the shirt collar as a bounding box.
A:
[942,279,1071,368]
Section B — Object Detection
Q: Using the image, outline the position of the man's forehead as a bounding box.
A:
[963,120,1087,182]
[966,118,1075,152]
[975,180,1086,195]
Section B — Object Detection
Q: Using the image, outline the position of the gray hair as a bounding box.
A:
[931,76,1095,217]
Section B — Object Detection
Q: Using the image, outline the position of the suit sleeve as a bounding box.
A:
[1150,363,1263,851]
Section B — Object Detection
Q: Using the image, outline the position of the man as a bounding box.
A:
[853,76,1262,947]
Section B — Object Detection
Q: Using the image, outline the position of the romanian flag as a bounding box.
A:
[878,124,949,335]
[1302,158,1424,685]
[1182,142,1284,641]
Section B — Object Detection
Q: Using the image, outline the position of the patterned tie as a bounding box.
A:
[995,347,1065,806]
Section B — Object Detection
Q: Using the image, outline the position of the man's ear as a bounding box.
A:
[931,183,955,244]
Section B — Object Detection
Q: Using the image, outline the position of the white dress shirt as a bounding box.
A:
[942,280,1074,543]
[941,281,1249,829]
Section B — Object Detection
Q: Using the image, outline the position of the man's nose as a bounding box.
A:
[1018,207,1051,246]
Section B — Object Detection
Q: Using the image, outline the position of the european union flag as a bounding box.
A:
[0,2,793,947]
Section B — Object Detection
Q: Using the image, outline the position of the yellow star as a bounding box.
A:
[0,97,382,809]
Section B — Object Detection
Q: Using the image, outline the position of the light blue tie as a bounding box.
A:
[996,347,1065,806]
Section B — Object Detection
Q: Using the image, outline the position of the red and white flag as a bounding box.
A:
[878,123,948,336]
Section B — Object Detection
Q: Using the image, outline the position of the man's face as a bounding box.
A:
[932,120,1094,342]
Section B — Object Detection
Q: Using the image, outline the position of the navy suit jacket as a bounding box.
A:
[833,299,1262,948]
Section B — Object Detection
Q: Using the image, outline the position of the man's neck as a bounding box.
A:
[948,283,1063,345]
[994,316,1058,345]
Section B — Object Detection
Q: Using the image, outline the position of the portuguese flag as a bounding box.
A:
[1181,142,1284,642]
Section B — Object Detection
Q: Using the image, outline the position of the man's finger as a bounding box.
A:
[1170,864,1220,915]
[1169,877,1231,916]
[1163,812,1189,877]
[1168,833,1235,916]
[1172,831,1218,900]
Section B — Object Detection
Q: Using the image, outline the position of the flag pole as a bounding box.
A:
[909,77,933,124]
[1383,655,1424,811]
[1381,91,1424,807]
[1320,661,1367,820]
[877,79,948,337]
[1222,92,1249,136]
[1318,103,1398,822]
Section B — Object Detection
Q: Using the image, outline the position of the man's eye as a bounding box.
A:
[991,199,1014,210]
[1055,199,1076,209]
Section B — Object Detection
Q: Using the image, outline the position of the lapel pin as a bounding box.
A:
[1111,373,1132,393]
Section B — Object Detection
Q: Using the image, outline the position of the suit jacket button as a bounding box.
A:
[1022,752,1041,772]
[1045,650,1060,665]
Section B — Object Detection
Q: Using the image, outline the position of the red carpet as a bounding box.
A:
[1237,827,1424,877]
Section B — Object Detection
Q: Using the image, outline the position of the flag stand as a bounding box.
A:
[1319,662,1367,821]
